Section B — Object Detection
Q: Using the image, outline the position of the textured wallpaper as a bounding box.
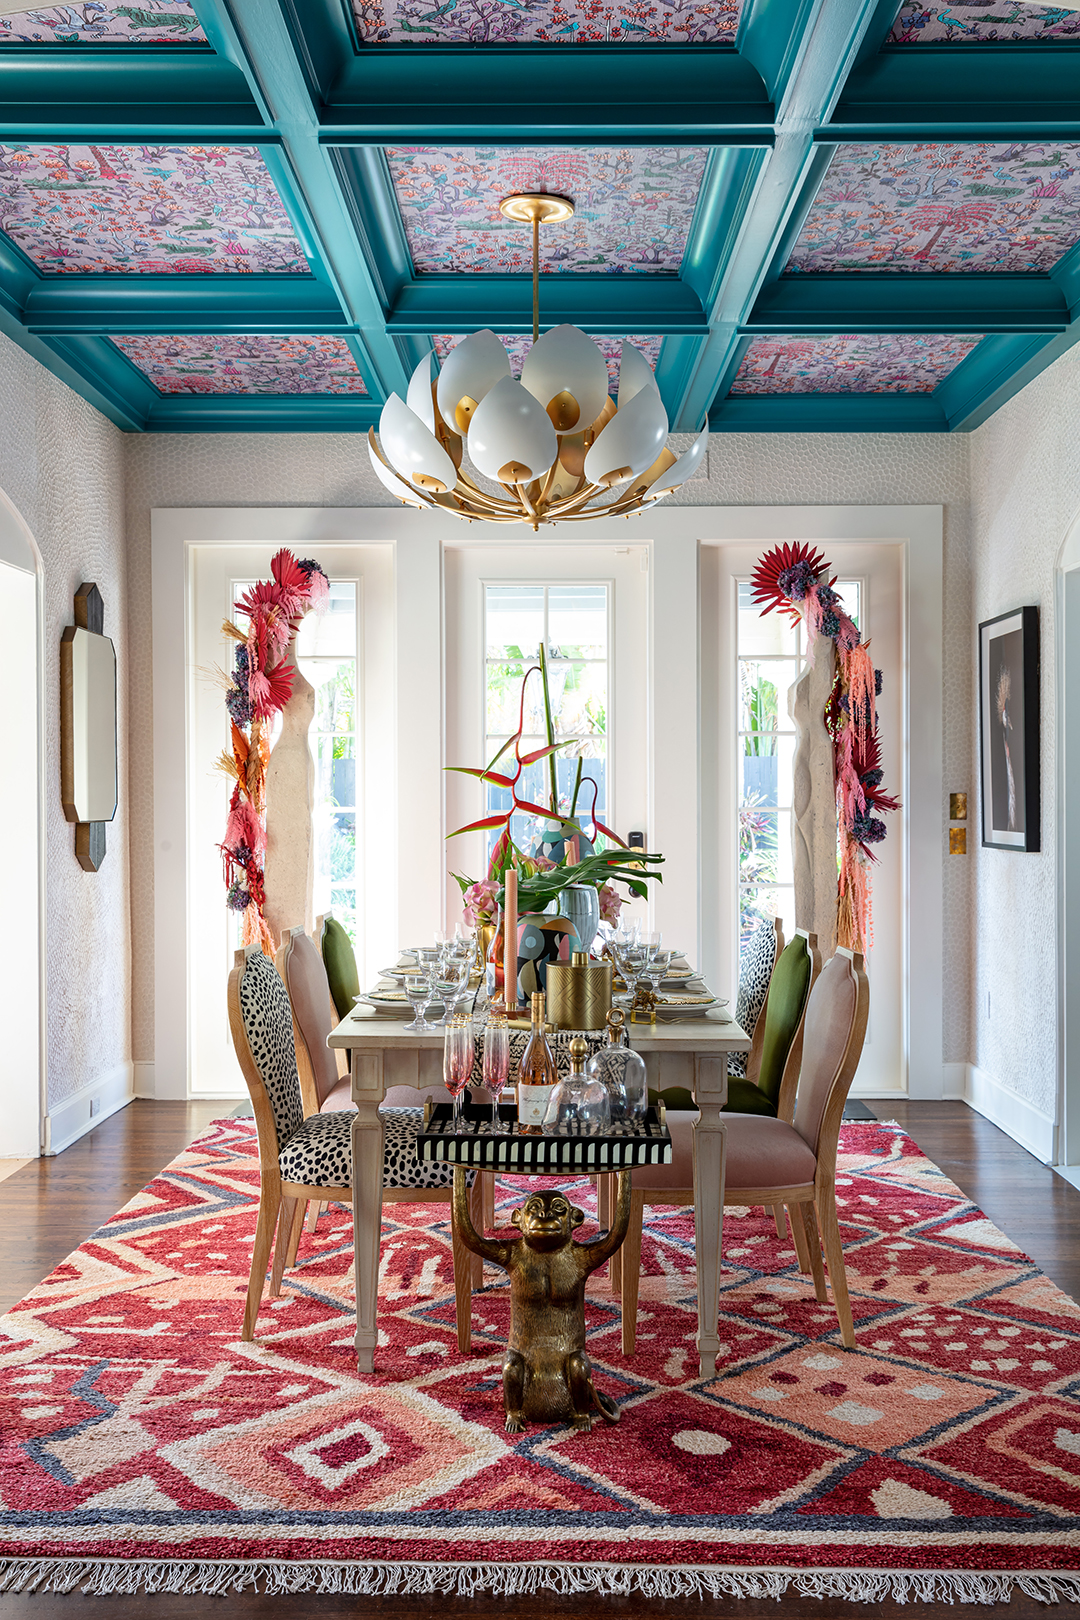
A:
[968,345,1080,1121]
[0,332,130,1111]
[124,427,973,1072]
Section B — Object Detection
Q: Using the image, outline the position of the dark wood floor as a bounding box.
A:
[2,1098,1079,1620]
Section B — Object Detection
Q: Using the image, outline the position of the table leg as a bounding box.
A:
[692,1053,728,1380]
[352,1051,385,1375]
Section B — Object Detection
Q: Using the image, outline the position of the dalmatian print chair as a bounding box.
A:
[227,944,477,1346]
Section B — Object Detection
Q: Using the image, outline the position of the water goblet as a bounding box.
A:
[644,948,671,1006]
[482,1009,511,1134]
[443,1014,474,1131]
[434,957,469,1025]
[403,971,433,1033]
[616,943,648,1012]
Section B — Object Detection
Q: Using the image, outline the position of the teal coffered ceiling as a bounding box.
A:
[0,0,1078,432]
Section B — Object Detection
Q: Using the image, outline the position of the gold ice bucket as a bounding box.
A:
[545,958,613,1031]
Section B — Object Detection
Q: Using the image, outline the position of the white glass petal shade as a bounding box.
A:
[519,324,610,433]
[379,394,458,493]
[645,425,709,499]
[584,382,669,487]
[467,375,559,484]
[406,352,436,433]
[435,330,511,435]
[617,341,660,409]
[367,432,428,506]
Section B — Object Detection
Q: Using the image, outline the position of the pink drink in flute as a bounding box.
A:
[483,1009,510,1134]
[444,1015,473,1130]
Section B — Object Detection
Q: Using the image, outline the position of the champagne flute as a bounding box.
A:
[483,1008,510,1134]
[403,970,433,1033]
[444,1013,473,1131]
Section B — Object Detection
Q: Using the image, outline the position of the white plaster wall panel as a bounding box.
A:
[969,345,1080,1122]
[125,429,971,1074]
[0,332,130,1111]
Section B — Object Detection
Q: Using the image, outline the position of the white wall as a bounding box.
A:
[0,332,131,1148]
[966,346,1080,1162]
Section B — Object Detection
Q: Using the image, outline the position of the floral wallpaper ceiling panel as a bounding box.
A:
[0,2,207,43]
[0,143,308,273]
[352,0,740,44]
[111,335,368,394]
[786,141,1080,273]
[386,147,709,274]
[888,1,1080,42]
[729,334,981,394]
[433,331,662,391]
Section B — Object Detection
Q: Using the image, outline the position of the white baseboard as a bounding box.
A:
[44,1062,135,1156]
[133,1061,155,1099]
[945,1061,1057,1165]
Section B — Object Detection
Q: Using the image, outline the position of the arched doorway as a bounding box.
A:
[0,487,45,1160]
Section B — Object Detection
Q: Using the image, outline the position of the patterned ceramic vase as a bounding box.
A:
[556,882,600,957]
[489,912,575,1003]
[530,816,595,867]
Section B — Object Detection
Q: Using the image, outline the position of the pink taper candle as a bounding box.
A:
[503,866,518,1013]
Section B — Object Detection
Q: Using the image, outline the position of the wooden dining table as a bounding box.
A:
[328,1005,751,1379]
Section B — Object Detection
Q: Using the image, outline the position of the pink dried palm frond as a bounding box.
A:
[750,542,829,625]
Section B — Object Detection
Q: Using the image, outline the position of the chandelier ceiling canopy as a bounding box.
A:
[368,192,708,528]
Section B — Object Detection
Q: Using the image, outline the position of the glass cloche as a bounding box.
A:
[586,1009,647,1124]
[543,1036,611,1134]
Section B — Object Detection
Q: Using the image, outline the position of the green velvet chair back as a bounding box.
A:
[754,930,818,1115]
[319,914,360,1024]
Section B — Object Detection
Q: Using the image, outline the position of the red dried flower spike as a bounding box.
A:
[750,542,829,626]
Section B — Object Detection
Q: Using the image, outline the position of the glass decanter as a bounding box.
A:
[586,1008,648,1124]
[542,1036,611,1135]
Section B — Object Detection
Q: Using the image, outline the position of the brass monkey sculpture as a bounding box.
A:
[452,1168,631,1433]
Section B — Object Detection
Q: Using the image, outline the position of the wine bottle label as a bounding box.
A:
[517,1083,555,1128]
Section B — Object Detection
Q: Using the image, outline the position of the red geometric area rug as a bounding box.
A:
[3,1118,1080,1603]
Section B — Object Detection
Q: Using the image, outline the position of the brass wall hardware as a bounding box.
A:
[453,1168,631,1433]
[949,827,967,854]
[949,792,968,821]
[60,582,117,873]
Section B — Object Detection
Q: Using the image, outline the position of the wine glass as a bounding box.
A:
[403,970,434,1033]
[434,957,470,1025]
[443,1013,474,1131]
[643,947,671,1006]
[482,1009,511,1134]
[614,943,648,1011]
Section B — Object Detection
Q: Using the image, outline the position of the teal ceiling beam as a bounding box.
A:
[141,394,379,430]
[22,276,348,334]
[938,325,1080,431]
[0,51,263,133]
[0,314,146,430]
[828,47,1080,137]
[319,51,774,143]
[746,274,1071,333]
[386,276,709,333]
[709,391,948,429]
[672,0,883,430]
[202,0,410,399]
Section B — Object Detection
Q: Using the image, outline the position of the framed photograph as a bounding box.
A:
[979,606,1040,851]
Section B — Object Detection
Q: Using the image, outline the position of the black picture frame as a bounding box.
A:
[979,605,1040,852]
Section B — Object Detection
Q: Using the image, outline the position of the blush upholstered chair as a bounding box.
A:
[617,947,870,1355]
[228,944,477,1346]
[279,925,353,1118]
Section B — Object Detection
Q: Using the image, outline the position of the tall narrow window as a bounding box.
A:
[736,577,860,948]
[483,583,608,856]
[232,578,360,941]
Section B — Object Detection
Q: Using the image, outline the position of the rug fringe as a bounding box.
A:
[2,1560,1080,1603]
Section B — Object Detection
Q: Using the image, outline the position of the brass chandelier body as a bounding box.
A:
[367,193,707,529]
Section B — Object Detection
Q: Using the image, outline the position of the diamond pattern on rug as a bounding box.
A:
[2,1118,1080,1581]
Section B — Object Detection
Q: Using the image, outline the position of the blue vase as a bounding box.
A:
[557,883,600,958]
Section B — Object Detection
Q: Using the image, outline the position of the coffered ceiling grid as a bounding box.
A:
[0,0,1075,433]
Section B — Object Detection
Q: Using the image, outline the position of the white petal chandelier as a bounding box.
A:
[368,192,708,528]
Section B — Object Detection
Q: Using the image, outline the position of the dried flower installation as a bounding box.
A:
[750,543,900,952]
[216,550,329,955]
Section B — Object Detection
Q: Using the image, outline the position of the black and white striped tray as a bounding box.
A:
[416,1103,672,1170]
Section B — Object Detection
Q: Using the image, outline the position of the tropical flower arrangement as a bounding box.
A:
[215,548,329,954]
[447,649,663,928]
[750,542,900,952]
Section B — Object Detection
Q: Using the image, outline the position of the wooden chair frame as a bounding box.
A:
[228,945,482,1348]
[614,948,869,1356]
